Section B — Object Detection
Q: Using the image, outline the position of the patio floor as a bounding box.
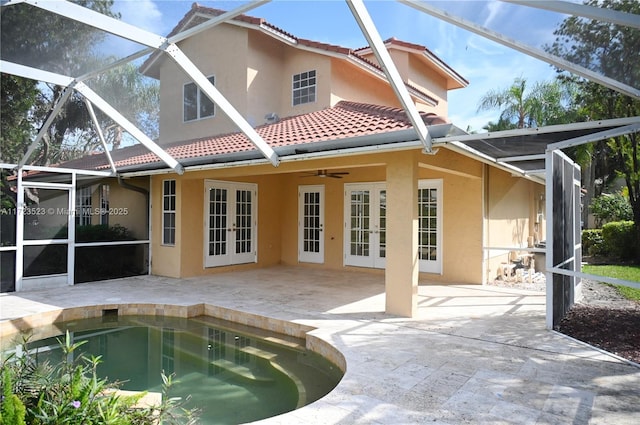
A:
[1,266,638,424]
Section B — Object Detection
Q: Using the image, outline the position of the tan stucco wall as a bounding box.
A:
[158,23,249,145]
[155,24,455,146]
[483,166,546,281]
[149,147,489,285]
[359,49,450,116]
[408,55,448,116]
[246,31,285,127]
[330,60,403,110]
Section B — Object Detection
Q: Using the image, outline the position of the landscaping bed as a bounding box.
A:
[556,279,640,365]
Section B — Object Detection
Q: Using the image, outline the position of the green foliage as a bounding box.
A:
[589,191,633,226]
[477,77,578,130]
[0,76,41,164]
[0,332,198,425]
[601,221,638,261]
[545,0,640,262]
[1,368,27,425]
[75,224,135,243]
[582,229,605,256]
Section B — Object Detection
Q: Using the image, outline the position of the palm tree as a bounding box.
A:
[477,77,574,129]
[477,77,530,129]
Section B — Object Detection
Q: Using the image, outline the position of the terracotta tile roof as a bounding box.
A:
[62,101,448,172]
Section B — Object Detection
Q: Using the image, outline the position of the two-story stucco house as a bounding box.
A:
[20,4,546,317]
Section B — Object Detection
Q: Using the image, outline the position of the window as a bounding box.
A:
[418,179,442,274]
[162,180,176,245]
[183,76,215,121]
[76,186,92,226]
[292,70,316,106]
[99,185,109,225]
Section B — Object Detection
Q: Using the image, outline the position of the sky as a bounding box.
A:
[110,0,569,133]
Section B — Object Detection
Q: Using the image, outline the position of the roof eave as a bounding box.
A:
[119,125,458,177]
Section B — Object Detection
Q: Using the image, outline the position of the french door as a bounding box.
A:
[298,185,324,264]
[344,183,386,268]
[204,180,257,267]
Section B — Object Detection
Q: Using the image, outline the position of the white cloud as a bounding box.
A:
[114,0,163,33]
[483,1,505,28]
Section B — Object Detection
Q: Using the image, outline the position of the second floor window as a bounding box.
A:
[184,76,216,122]
[292,70,316,106]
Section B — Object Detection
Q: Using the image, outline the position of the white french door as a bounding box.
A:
[298,185,324,264]
[344,183,386,269]
[418,179,442,274]
[204,180,257,267]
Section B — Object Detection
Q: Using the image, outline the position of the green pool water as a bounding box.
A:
[16,315,343,424]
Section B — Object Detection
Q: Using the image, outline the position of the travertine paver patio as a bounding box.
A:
[1,266,638,424]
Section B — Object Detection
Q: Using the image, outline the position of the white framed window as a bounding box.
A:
[183,76,215,122]
[76,186,92,226]
[99,184,109,225]
[292,70,316,106]
[418,179,443,274]
[162,179,176,245]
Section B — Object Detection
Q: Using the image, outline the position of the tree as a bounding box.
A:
[85,63,160,150]
[477,77,576,130]
[545,0,640,261]
[1,0,119,166]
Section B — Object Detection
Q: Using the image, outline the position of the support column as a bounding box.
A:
[385,153,419,317]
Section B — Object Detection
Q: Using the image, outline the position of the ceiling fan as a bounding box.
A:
[300,169,350,179]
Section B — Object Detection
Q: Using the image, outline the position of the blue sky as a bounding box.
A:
[113,0,567,132]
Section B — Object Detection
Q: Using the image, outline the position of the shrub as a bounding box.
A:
[75,224,135,243]
[602,221,638,261]
[1,368,26,425]
[0,332,198,425]
[590,191,633,227]
[582,229,605,256]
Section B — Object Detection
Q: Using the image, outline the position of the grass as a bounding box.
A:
[583,264,640,302]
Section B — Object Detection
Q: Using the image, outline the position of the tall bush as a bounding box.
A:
[582,229,605,256]
[602,221,638,261]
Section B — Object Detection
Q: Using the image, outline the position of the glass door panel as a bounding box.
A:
[344,183,385,269]
[298,185,324,263]
[204,181,256,267]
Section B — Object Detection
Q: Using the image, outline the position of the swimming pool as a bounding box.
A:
[3,313,343,424]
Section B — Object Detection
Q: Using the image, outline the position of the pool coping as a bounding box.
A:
[0,302,347,373]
